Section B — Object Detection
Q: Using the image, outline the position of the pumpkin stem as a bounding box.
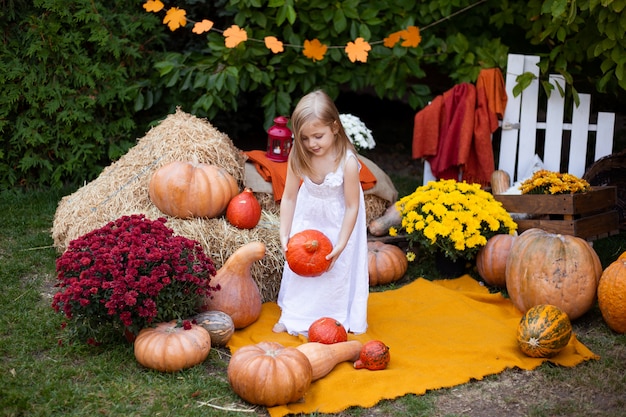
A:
[304,240,319,253]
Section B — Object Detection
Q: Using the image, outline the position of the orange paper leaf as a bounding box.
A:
[224,25,248,48]
[143,0,164,13]
[303,39,328,62]
[264,36,284,53]
[345,37,371,63]
[163,7,186,31]
[383,31,402,48]
[192,19,214,34]
[401,26,422,48]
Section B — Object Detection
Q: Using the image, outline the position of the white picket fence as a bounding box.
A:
[422,53,616,184]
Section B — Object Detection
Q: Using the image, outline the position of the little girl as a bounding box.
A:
[273,90,369,336]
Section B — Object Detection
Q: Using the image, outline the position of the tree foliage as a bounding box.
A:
[1,0,624,189]
[0,0,163,189]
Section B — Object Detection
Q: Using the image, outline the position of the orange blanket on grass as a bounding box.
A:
[244,150,377,201]
[228,275,598,417]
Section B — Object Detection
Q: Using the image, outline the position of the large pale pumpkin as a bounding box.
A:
[517,304,572,358]
[200,242,265,329]
[286,229,333,277]
[597,255,626,333]
[505,228,602,320]
[476,233,516,288]
[367,241,408,286]
[149,161,239,219]
[133,320,211,372]
[227,341,312,406]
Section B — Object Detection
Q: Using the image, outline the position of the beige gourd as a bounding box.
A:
[368,203,402,236]
[200,241,265,329]
[296,340,363,381]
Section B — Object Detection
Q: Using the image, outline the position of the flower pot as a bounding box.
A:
[434,251,467,278]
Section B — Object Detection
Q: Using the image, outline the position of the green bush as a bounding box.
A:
[0,0,163,189]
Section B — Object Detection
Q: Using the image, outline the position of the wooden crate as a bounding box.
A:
[494,186,620,241]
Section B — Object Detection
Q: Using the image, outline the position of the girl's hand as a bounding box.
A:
[324,245,344,271]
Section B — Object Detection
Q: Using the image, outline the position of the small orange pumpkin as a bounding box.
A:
[308,317,348,344]
[226,187,262,229]
[476,233,516,288]
[133,320,211,372]
[227,341,312,406]
[367,241,408,286]
[286,229,333,277]
[597,255,626,333]
[149,161,238,219]
[354,340,390,370]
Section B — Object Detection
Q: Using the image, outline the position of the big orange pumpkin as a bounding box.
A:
[133,320,211,372]
[367,241,408,286]
[516,304,572,358]
[286,229,333,277]
[226,187,262,229]
[476,233,516,288]
[227,341,312,406]
[505,228,602,320]
[149,161,239,219]
[597,255,626,333]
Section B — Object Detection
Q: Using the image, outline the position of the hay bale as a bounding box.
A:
[51,108,283,302]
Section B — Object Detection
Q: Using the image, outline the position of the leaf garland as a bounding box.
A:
[142,0,421,63]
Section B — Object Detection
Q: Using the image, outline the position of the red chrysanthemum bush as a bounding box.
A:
[52,214,218,344]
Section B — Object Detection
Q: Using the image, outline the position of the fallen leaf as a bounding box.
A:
[163,7,186,31]
[224,25,248,48]
[345,37,371,63]
[264,36,284,53]
[143,0,164,13]
[192,19,214,34]
[303,39,328,62]
[401,26,422,48]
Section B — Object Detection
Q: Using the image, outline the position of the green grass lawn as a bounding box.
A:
[2,187,625,417]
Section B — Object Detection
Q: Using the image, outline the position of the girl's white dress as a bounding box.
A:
[276,151,369,335]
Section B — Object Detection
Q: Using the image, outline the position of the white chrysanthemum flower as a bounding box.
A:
[339,113,376,151]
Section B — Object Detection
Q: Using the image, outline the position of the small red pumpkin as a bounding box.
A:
[308,317,348,344]
[516,304,572,358]
[226,188,262,229]
[286,229,333,277]
[354,340,390,370]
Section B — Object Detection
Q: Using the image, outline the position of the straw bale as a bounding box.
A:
[51,108,284,302]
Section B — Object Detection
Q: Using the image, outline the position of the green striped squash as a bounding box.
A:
[192,310,235,347]
[516,304,572,358]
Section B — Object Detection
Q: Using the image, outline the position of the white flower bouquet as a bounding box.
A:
[339,113,376,151]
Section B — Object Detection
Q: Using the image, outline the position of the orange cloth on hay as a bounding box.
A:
[244,150,377,201]
[412,68,507,185]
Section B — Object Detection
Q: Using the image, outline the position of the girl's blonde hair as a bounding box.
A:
[288,90,355,179]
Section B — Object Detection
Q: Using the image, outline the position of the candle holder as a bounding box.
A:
[266,116,292,162]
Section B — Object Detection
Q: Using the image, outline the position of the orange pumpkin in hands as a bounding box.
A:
[308,317,348,344]
[286,229,333,277]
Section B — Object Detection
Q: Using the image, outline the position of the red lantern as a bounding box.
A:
[266,116,293,162]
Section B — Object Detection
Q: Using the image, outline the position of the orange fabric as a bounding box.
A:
[228,275,598,417]
[476,67,508,124]
[244,150,377,201]
[412,68,507,186]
